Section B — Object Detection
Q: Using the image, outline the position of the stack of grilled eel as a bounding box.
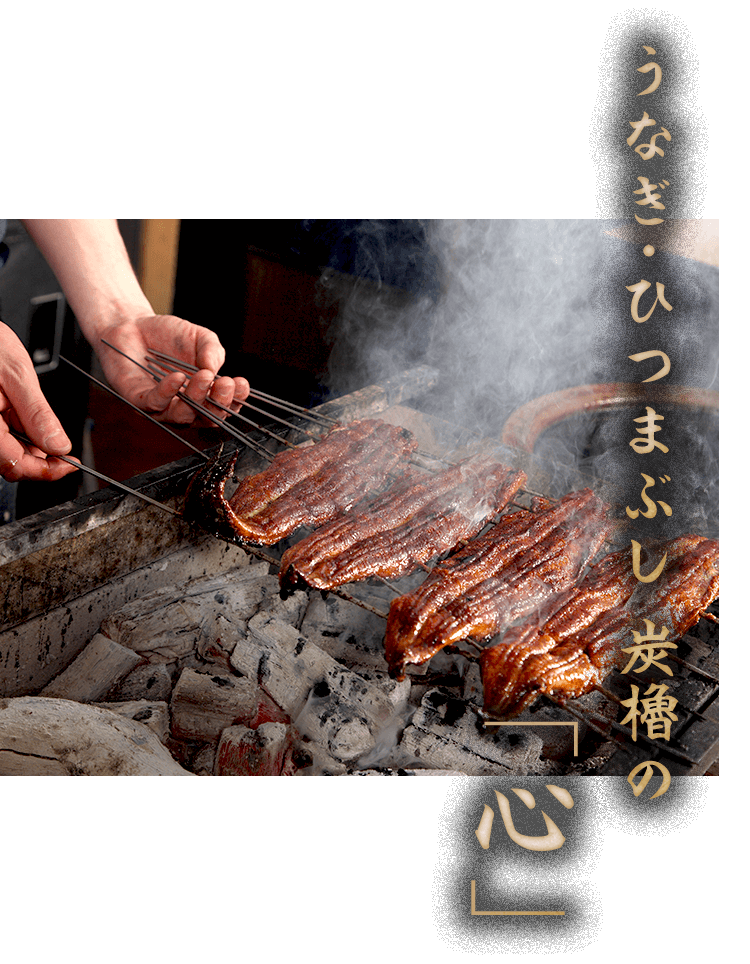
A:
[384,488,612,679]
[480,534,719,717]
[279,455,527,594]
[183,417,718,720]
[183,419,418,549]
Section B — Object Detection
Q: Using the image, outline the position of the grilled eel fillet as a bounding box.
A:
[278,456,527,594]
[183,420,417,549]
[480,535,719,717]
[385,488,611,679]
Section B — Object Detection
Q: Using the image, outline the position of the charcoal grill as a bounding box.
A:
[0,364,718,776]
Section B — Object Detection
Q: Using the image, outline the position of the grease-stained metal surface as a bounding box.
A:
[0,447,253,696]
[0,451,209,628]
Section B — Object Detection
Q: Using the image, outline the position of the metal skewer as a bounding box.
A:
[592,679,712,726]
[100,339,275,461]
[144,355,300,447]
[115,341,458,477]
[9,431,182,518]
[543,693,701,766]
[60,356,209,461]
[100,345,719,624]
[148,348,340,427]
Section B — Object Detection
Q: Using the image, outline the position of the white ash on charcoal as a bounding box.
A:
[100,562,277,662]
[192,743,220,776]
[301,587,460,692]
[300,591,398,673]
[566,740,621,775]
[164,621,355,775]
[447,654,594,763]
[399,688,553,776]
[210,721,349,776]
[170,665,259,743]
[0,696,190,776]
[92,699,171,743]
[12,557,626,776]
[231,613,407,763]
[354,769,468,776]
[215,722,296,776]
[39,633,142,703]
[104,662,174,704]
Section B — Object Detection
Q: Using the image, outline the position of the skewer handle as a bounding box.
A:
[101,339,274,461]
[60,356,209,461]
[9,431,182,518]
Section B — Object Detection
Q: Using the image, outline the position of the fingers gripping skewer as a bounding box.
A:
[60,356,209,461]
[147,348,340,428]
[9,430,182,518]
[96,342,714,610]
[144,357,296,449]
[100,339,274,461]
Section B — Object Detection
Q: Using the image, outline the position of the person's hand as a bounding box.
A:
[0,322,80,482]
[96,315,250,424]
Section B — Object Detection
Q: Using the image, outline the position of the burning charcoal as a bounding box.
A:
[102,587,208,662]
[300,593,392,673]
[193,743,218,776]
[213,714,348,775]
[230,616,323,714]
[215,723,296,776]
[196,615,244,669]
[293,676,382,762]
[252,689,292,727]
[100,564,276,662]
[39,633,142,703]
[170,667,259,743]
[93,700,171,743]
[104,662,174,703]
[354,768,467,776]
[399,689,546,775]
[231,614,398,762]
[458,659,483,704]
[566,740,620,776]
[256,586,310,627]
[0,697,190,776]
[291,737,347,776]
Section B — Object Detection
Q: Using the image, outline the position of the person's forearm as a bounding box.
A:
[21,220,153,343]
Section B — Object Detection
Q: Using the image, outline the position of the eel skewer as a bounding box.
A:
[183,420,418,549]
[279,456,527,594]
[384,488,611,679]
[480,535,719,718]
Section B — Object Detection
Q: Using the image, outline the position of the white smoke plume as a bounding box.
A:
[320,218,718,534]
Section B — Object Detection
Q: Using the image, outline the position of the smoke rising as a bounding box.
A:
[324,221,607,423]
[320,219,718,535]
